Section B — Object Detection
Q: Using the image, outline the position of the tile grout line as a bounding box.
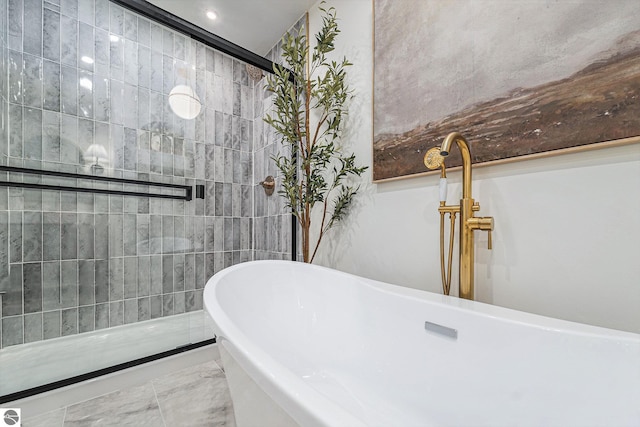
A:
[61,405,68,426]
[150,380,168,427]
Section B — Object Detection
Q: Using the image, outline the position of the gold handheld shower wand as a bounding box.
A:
[424,147,456,295]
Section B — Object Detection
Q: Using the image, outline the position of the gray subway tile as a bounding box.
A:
[95,0,108,30]
[23,0,43,56]
[95,259,109,303]
[24,312,43,343]
[2,316,24,347]
[78,22,94,72]
[94,213,109,259]
[110,3,124,35]
[124,298,137,324]
[137,215,149,255]
[110,36,124,81]
[42,261,61,311]
[185,290,196,312]
[150,294,161,318]
[195,253,204,289]
[205,253,215,281]
[111,124,124,171]
[77,0,94,24]
[124,41,138,86]
[43,60,61,112]
[78,213,95,259]
[109,257,124,300]
[43,8,61,62]
[137,255,150,297]
[213,217,223,252]
[162,293,173,317]
[173,254,184,291]
[174,292,185,314]
[78,305,95,333]
[23,211,43,262]
[9,211,22,263]
[95,303,109,330]
[124,256,137,299]
[60,260,78,308]
[162,254,173,293]
[109,301,123,327]
[149,255,162,296]
[60,115,78,163]
[23,55,43,108]
[124,126,138,170]
[43,110,61,162]
[60,0,77,18]
[23,262,43,313]
[124,10,137,41]
[161,215,174,253]
[78,260,95,306]
[60,65,78,116]
[138,17,149,46]
[223,218,233,252]
[43,310,61,340]
[205,217,214,252]
[8,104,22,157]
[94,76,110,122]
[61,308,78,336]
[60,14,78,67]
[78,70,94,118]
[61,192,78,213]
[77,193,94,213]
[137,297,150,321]
[61,213,77,259]
[94,27,110,77]
[8,0,24,51]
[3,265,23,316]
[109,214,123,257]
[122,208,137,252]
[184,253,195,291]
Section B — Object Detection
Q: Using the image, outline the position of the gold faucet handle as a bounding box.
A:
[468,217,494,249]
[480,217,494,250]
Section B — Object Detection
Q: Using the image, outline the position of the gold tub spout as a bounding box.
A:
[439,132,494,300]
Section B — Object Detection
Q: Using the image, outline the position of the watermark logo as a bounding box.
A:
[1,409,21,427]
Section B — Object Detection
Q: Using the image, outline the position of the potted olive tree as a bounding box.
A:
[264,5,367,263]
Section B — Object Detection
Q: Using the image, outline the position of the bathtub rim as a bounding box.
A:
[204,260,640,426]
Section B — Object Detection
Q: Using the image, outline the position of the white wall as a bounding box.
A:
[308,0,640,333]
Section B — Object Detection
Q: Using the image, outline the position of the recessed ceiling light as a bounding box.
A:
[206,10,217,20]
[81,56,94,64]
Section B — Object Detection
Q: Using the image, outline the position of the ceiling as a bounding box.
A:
[146,0,318,55]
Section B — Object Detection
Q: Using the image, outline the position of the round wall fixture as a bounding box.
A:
[169,85,202,120]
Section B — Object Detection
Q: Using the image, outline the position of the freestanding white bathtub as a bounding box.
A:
[204,260,640,427]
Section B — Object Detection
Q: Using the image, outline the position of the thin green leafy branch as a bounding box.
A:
[264,5,367,263]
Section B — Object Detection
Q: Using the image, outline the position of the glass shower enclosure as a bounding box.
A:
[0,0,292,401]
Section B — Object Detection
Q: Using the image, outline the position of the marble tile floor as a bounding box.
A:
[21,358,236,427]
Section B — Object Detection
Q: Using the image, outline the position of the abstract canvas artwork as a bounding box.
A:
[373,0,640,181]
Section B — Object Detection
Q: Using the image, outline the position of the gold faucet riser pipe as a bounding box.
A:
[459,197,475,300]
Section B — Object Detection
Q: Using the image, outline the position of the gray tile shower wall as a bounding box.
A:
[252,18,304,261]
[0,0,256,349]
